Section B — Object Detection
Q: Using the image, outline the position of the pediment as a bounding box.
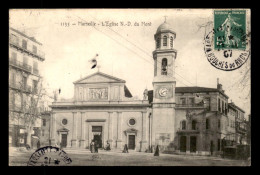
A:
[73,72,126,84]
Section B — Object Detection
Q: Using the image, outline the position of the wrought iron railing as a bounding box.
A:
[175,103,205,108]
[9,35,45,60]
[9,59,32,73]
[9,82,32,93]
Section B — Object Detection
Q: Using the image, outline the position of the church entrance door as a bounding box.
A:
[128,135,135,150]
[190,136,197,153]
[92,126,102,148]
[61,134,67,148]
[180,136,187,152]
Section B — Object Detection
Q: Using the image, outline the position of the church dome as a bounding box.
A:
[156,21,175,34]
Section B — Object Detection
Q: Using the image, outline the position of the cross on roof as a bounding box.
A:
[97,65,101,72]
[164,16,168,22]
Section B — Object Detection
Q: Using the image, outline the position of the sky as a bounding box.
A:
[9,9,251,118]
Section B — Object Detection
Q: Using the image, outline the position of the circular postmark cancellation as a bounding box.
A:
[204,10,250,71]
[27,146,72,166]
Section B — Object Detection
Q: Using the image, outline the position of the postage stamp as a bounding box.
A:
[204,9,250,71]
[27,146,72,166]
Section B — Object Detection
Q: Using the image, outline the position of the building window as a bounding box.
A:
[218,119,221,129]
[204,97,210,110]
[163,36,167,46]
[222,101,224,114]
[225,103,227,115]
[129,118,136,126]
[180,98,186,105]
[11,34,19,45]
[188,98,195,105]
[23,56,28,66]
[192,120,197,130]
[42,119,46,126]
[22,76,27,89]
[181,120,186,130]
[170,36,173,48]
[42,130,44,136]
[33,61,38,74]
[161,58,167,75]
[156,38,160,48]
[218,98,221,112]
[62,119,68,125]
[11,52,17,62]
[22,39,27,49]
[206,118,210,129]
[218,139,221,151]
[33,45,37,54]
[33,80,38,93]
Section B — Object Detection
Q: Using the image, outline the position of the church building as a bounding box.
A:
[50,20,240,155]
[50,71,151,151]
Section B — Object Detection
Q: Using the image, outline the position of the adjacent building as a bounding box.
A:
[9,27,45,147]
[228,102,247,145]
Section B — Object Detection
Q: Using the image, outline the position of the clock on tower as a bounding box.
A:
[151,18,177,151]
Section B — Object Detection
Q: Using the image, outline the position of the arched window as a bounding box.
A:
[161,58,167,75]
[163,36,167,46]
[156,37,160,48]
[192,120,197,130]
[170,36,173,48]
[181,120,186,130]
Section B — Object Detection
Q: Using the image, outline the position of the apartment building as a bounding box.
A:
[9,27,45,147]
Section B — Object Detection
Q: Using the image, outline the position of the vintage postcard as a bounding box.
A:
[9,9,251,166]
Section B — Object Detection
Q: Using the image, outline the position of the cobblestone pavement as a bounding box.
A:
[9,148,250,166]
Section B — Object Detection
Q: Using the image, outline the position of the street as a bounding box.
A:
[9,148,250,166]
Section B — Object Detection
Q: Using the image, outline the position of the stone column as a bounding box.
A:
[116,112,122,149]
[140,111,148,152]
[108,112,113,148]
[186,136,190,154]
[88,124,92,148]
[50,112,56,146]
[79,112,85,148]
[71,112,77,148]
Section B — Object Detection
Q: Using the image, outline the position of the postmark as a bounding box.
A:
[204,9,250,71]
[27,146,72,166]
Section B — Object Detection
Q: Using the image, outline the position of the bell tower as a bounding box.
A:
[151,18,177,150]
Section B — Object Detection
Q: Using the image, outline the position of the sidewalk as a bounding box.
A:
[62,148,233,161]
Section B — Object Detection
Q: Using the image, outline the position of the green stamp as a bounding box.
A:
[214,10,246,50]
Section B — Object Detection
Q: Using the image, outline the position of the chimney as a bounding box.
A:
[217,78,222,91]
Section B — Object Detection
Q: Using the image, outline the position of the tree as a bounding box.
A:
[10,74,44,147]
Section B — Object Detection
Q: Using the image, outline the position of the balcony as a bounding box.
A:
[9,59,32,73]
[9,82,32,93]
[9,104,22,112]
[9,36,45,61]
[175,103,205,108]
[9,104,41,115]
[236,126,247,133]
[177,129,200,134]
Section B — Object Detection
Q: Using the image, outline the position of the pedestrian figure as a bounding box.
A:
[122,144,129,153]
[37,141,41,149]
[90,140,95,153]
[104,141,111,151]
[154,145,159,156]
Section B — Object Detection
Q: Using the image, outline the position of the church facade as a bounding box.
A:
[49,21,245,155]
[50,72,151,151]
